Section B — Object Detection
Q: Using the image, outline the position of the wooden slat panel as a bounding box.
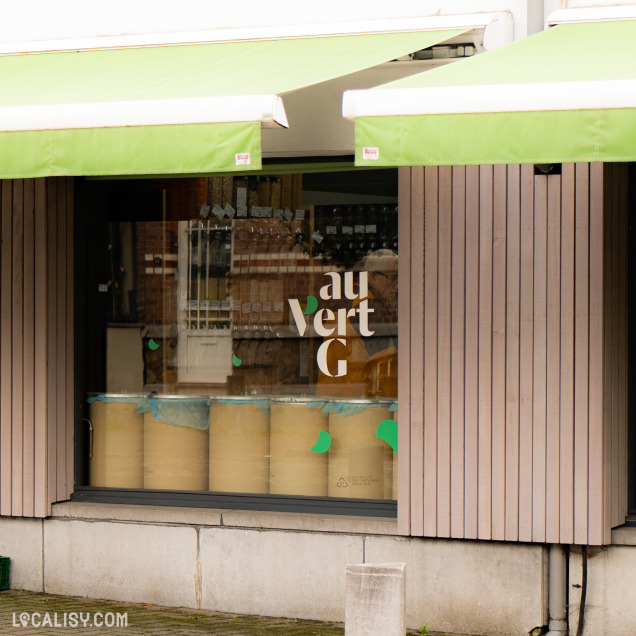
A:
[611,164,619,525]
[409,162,627,544]
[410,167,425,536]
[518,164,535,542]
[397,166,412,535]
[0,181,13,516]
[0,176,73,517]
[22,179,35,518]
[559,164,576,545]
[617,164,628,523]
[612,162,618,528]
[46,179,58,505]
[34,179,48,517]
[573,164,590,545]
[588,162,606,545]
[450,165,466,538]
[478,165,493,540]
[545,174,562,544]
[65,179,75,498]
[491,165,507,541]
[532,174,548,543]
[608,163,627,528]
[11,180,24,516]
[505,165,521,541]
[56,181,68,500]
[606,162,626,531]
[423,166,439,537]
[606,163,618,529]
[603,164,624,527]
[464,165,480,539]
[437,166,452,537]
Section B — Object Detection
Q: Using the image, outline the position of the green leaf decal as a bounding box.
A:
[311,430,331,453]
[376,419,398,455]
[232,354,243,367]
[304,295,318,315]
[148,339,160,351]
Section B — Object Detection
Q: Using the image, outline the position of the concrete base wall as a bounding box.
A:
[43,520,198,607]
[569,543,636,636]
[200,527,362,621]
[0,517,43,592]
[21,508,636,636]
[366,536,547,636]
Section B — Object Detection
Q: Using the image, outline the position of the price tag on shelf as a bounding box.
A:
[224,203,236,218]
[199,205,211,218]
[283,208,293,221]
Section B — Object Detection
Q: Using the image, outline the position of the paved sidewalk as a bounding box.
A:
[0,590,467,636]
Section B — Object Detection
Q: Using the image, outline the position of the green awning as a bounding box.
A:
[0,29,466,178]
[344,19,636,166]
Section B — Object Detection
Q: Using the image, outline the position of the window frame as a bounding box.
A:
[73,161,402,518]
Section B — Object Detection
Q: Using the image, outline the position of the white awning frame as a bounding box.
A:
[547,5,636,27]
[0,12,513,55]
[343,7,636,121]
[0,95,288,132]
[343,79,636,119]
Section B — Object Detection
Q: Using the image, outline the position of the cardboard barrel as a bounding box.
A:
[391,412,398,500]
[328,403,392,499]
[382,410,398,500]
[269,399,328,496]
[209,399,270,494]
[384,445,394,501]
[143,409,209,491]
[89,398,144,488]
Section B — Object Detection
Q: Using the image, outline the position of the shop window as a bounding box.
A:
[76,167,399,512]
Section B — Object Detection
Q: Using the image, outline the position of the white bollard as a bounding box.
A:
[345,562,406,636]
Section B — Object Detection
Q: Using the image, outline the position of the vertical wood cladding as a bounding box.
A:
[405,164,628,545]
[0,177,74,518]
[0,166,629,540]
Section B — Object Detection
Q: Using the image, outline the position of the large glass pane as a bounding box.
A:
[81,168,398,501]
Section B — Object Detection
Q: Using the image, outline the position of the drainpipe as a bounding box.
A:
[545,544,568,635]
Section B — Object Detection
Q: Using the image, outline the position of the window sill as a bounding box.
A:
[611,526,636,546]
[51,501,398,536]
